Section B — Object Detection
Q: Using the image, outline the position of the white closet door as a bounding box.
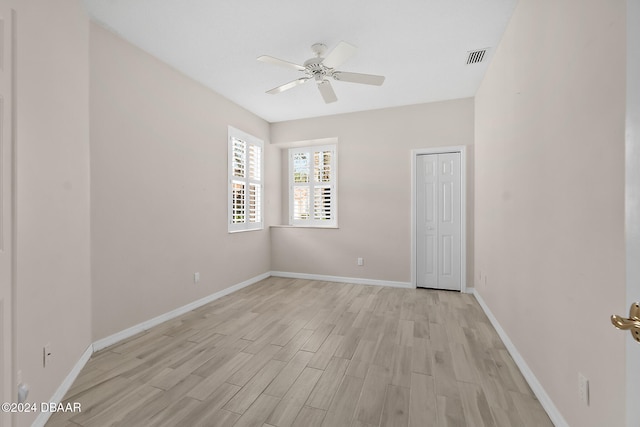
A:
[416,155,438,288]
[416,153,461,291]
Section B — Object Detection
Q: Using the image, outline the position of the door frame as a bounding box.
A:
[410,146,467,292]
[625,1,639,425]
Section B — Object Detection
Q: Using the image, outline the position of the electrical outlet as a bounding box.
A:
[43,344,52,368]
[194,272,200,283]
[578,373,590,405]
[357,257,364,266]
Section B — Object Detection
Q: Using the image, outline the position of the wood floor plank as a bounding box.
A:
[271,319,308,346]
[409,373,437,427]
[306,357,351,410]
[433,349,459,398]
[301,323,335,353]
[292,406,326,427]
[232,393,281,427]
[111,373,213,426]
[380,385,410,427]
[243,322,291,354]
[391,344,412,388]
[273,328,314,362]
[62,377,134,422]
[308,334,343,370]
[413,314,430,339]
[145,395,203,427]
[437,395,467,427]
[508,390,554,427]
[45,277,552,427]
[492,348,534,395]
[321,375,364,427]
[223,359,287,414]
[354,363,392,425]
[267,367,324,427]
[333,326,364,360]
[450,342,479,384]
[191,408,240,427]
[148,346,218,390]
[264,350,314,398]
[412,337,433,376]
[458,381,496,427]
[397,319,414,347]
[187,351,253,400]
[227,344,282,387]
[345,358,370,379]
[181,382,242,426]
[490,405,526,427]
[77,384,163,427]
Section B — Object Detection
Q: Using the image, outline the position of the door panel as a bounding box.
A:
[437,153,461,290]
[417,155,438,287]
[441,235,452,276]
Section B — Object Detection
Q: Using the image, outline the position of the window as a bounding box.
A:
[289,145,337,227]
[228,127,263,232]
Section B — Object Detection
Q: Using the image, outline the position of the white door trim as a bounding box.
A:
[411,146,467,292]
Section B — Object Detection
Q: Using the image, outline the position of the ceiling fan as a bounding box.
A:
[257,41,385,104]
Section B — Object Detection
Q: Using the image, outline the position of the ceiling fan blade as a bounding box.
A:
[333,71,385,86]
[322,41,357,69]
[266,77,310,94]
[317,80,337,103]
[257,55,306,71]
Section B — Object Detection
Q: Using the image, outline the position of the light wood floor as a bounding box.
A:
[46,277,553,427]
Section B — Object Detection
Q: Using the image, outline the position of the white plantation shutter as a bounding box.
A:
[289,145,337,227]
[228,127,263,232]
[248,144,261,181]
[314,186,332,221]
[293,186,310,220]
[248,183,261,223]
[231,181,245,224]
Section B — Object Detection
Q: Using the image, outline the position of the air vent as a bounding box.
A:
[466,49,487,65]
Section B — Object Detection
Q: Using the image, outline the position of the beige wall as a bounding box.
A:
[14,1,92,426]
[474,0,626,425]
[90,23,279,340]
[270,100,474,285]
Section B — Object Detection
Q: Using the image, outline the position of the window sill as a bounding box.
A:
[228,227,264,233]
[270,225,339,229]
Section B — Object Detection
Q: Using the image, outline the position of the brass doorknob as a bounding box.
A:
[611,302,640,343]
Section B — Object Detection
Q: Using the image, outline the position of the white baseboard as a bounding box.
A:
[31,344,93,427]
[472,289,568,427]
[270,271,413,289]
[93,272,270,352]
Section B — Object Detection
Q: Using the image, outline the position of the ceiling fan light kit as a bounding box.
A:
[257,41,385,104]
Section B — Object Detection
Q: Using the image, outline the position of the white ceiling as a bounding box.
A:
[82,0,517,123]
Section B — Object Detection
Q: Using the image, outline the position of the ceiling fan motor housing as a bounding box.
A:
[303,58,333,81]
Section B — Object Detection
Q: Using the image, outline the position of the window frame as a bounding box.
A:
[288,144,338,228]
[228,126,264,233]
